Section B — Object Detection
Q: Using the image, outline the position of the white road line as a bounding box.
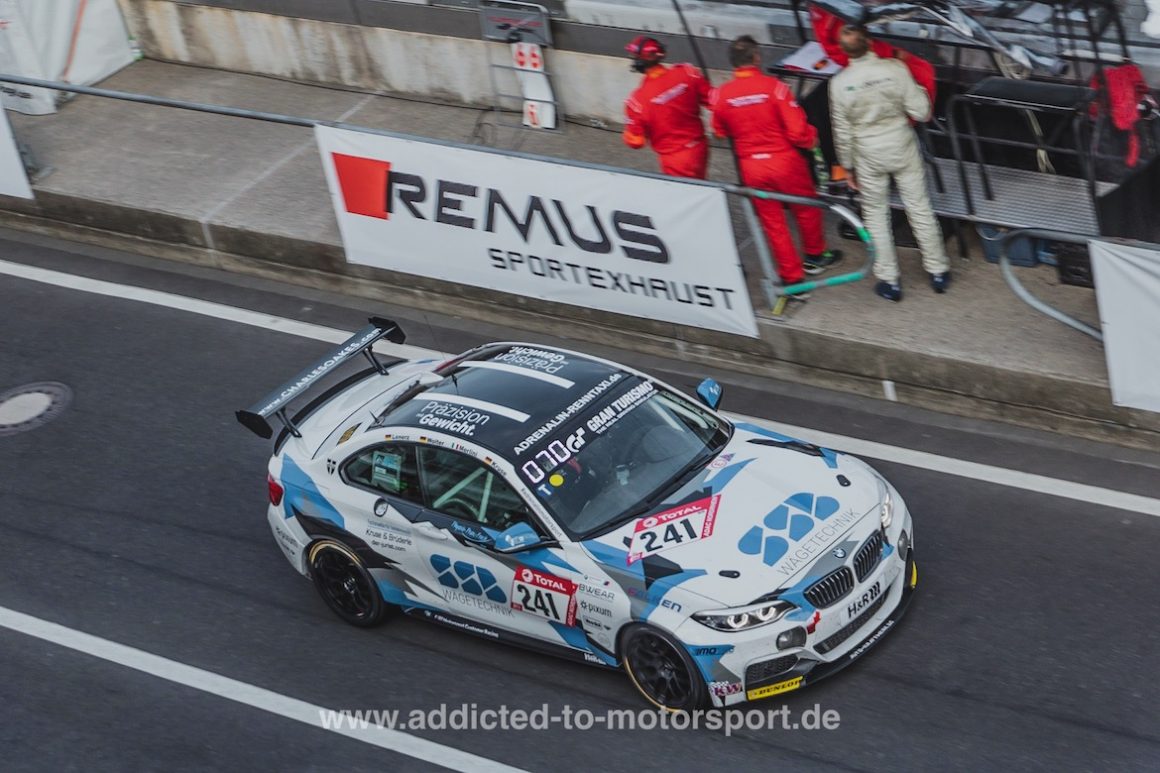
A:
[0,606,529,773]
[5,258,1160,518]
[0,259,448,361]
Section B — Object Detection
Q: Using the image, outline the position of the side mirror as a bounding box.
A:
[493,521,547,553]
[696,378,723,410]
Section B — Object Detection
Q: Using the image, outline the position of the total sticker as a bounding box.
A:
[511,565,577,625]
[627,495,721,564]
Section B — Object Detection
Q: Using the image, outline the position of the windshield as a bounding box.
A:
[516,380,731,538]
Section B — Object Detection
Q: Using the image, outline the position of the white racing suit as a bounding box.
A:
[830,53,949,284]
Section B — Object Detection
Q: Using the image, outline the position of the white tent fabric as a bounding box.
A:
[1090,240,1160,414]
[0,105,32,197]
[0,0,134,115]
[1145,0,1160,39]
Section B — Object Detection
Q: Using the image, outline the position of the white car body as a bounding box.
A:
[242,320,916,707]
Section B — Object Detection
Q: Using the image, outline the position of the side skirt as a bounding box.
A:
[401,606,621,671]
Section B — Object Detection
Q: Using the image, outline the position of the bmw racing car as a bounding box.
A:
[237,318,917,710]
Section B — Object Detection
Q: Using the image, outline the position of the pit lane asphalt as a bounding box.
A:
[2,229,1160,772]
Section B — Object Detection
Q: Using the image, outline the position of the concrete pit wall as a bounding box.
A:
[115,0,738,125]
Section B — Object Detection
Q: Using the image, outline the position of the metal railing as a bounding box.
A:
[0,73,875,314]
[993,227,1160,343]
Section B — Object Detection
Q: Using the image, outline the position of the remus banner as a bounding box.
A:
[315,125,757,337]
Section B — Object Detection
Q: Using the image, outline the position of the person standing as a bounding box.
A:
[711,35,842,290]
[829,24,950,302]
[622,36,712,179]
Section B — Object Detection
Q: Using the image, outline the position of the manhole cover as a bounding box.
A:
[0,382,72,436]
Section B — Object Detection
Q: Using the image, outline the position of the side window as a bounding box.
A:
[417,446,533,530]
[344,444,423,503]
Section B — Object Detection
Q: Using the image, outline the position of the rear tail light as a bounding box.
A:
[267,474,284,506]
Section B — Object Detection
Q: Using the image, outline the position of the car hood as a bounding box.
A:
[580,423,884,609]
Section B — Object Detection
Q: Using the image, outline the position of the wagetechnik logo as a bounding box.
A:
[738,492,841,567]
[430,555,508,603]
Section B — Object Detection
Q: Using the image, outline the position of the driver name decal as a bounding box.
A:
[511,566,577,625]
[627,495,721,564]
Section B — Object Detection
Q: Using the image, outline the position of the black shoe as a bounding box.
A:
[931,272,951,294]
[875,281,902,302]
[803,249,843,276]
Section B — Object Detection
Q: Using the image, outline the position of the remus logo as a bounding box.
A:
[331,152,671,263]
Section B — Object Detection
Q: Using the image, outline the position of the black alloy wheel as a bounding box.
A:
[308,541,389,627]
[621,625,708,711]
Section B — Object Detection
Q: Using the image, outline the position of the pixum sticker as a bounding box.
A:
[628,495,721,564]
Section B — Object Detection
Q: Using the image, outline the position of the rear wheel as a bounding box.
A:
[621,624,708,711]
[308,540,388,627]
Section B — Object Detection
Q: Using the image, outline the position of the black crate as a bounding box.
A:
[1053,243,1094,288]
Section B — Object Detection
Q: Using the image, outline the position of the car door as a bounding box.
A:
[412,445,579,642]
[324,442,437,607]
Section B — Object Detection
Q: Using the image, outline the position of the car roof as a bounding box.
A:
[374,344,646,458]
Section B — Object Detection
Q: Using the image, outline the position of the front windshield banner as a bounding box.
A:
[517,379,655,492]
[514,377,729,538]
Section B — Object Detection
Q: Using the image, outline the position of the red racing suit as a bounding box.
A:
[710,66,824,284]
[623,63,711,179]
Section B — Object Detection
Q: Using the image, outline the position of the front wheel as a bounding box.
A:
[621,624,708,712]
[308,540,389,627]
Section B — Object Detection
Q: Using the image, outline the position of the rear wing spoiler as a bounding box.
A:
[236,317,407,439]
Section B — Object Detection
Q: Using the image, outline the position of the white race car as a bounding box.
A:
[237,318,917,710]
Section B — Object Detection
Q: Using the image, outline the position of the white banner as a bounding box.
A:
[0,0,134,115]
[1090,239,1160,413]
[315,125,757,337]
[0,0,54,114]
[0,106,32,198]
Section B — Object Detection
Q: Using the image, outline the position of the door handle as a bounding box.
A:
[414,521,449,540]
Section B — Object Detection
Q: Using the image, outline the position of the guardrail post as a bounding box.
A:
[738,196,780,310]
[729,190,877,300]
[997,228,1102,340]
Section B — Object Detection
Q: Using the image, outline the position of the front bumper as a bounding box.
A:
[740,551,916,704]
[677,513,916,707]
[797,552,916,688]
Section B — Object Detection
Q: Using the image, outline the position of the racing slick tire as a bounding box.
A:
[621,623,709,712]
[307,540,389,628]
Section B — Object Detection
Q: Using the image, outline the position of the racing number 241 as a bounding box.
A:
[515,583,562,621]
[637,519,697,553]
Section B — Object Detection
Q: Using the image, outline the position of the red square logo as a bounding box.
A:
[332,153,390,219]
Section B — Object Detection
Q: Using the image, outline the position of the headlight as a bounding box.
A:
[694,600,796,632]
[879,486,894,530]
